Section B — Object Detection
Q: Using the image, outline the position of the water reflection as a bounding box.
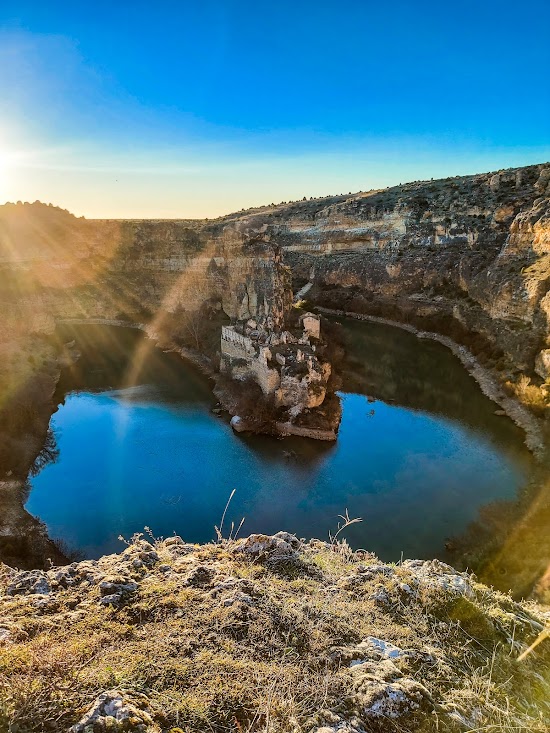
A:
[26,323,531,562]
[338,317,529,461]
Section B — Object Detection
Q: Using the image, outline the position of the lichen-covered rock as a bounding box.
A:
[69,689,159,732]
[221,590,255,607]
[355,675,433,721]
[99,578,138,597]
[182,564,216,587]
[164,535,184,547]
[354,637,405,661]
[315,660,434,731]
[99,593,122,606]
[210,576,256,598]
[6,570,51,596]
[403,558,474,598]
[231,532,298,559]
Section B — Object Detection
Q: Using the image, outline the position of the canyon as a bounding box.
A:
[1,163,550,732]
[3,162,550,413]
[1,162,550,574]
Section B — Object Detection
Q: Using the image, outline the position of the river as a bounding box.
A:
[26,321,531,561]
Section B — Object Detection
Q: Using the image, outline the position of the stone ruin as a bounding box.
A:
[219,311,336,437]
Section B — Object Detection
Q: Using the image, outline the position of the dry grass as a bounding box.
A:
[0,537,549,732]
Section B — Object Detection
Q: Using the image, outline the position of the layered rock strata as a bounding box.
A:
[2,162,549,413]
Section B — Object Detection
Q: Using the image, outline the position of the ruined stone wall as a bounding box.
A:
[220,327,282,395]
[219,313,333,430]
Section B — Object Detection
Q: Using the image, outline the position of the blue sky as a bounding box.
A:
[0,0,549,217]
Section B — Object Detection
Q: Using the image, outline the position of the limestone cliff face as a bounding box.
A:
[1,162,549,397]
[0,203,295,485]
[99,217,291,329]
[0,204,292,348]
[221,163,550,382]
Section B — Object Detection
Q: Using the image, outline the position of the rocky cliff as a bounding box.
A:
[1,163,550,567]
[0,202,294,475]
[219,164,550,408]
[0,532,548,732]
[3,162,549,393]
[0,203,291,340]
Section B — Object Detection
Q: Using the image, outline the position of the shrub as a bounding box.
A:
[505,375,549,415]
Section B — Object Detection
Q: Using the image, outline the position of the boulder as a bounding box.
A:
[68,689,158,732]
[6,570,52,596]
[231,532,297,559]
[230,415,250,433]
[535,349,550,381]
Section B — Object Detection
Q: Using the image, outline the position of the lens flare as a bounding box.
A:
[0,148,9,201]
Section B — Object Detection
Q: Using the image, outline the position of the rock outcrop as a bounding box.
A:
[0,533,548,731]
[230,164,550,397]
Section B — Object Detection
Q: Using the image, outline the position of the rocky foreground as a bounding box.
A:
[0,532,548,732]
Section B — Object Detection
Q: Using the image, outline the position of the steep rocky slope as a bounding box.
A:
[229,164,550,394]
[0,532,548,732]
[2,163,549,387]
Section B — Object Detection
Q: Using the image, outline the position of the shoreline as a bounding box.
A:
[0,322,218,569]
[316,306,546,458]
[56,314,544,452]
[9,315,546,590]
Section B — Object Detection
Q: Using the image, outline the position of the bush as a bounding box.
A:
[505,375,549,415]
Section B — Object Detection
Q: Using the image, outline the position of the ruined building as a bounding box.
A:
[219,307,337,439]
[221,308,329,401]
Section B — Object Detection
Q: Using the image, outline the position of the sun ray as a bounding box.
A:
[0,149,9,202]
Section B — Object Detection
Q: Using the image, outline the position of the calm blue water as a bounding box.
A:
[26,323,530,561]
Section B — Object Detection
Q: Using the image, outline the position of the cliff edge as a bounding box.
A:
[1,532,548,732]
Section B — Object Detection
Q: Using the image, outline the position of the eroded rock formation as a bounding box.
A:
[2,162,549,399]
[219,312,337,439]
[223,163,550,398]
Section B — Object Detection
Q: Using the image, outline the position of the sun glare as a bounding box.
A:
[0,148,12,202]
